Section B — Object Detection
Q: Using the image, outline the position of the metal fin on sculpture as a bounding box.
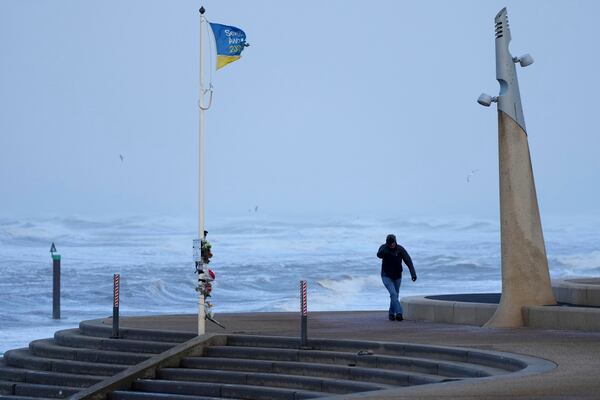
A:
[495,7,527,133]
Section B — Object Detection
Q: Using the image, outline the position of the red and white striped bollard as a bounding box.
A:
[300,280,308,347]
[112,274,120,338]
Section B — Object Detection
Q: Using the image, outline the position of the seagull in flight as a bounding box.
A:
[467,169,479,183]
[119,154,124,162]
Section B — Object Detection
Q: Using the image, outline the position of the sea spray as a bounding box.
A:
[0,214,599,354]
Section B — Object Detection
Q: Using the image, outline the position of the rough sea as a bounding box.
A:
[1,214,599,355]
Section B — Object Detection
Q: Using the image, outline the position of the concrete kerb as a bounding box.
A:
[524,305,596,331]
[400,296,436,321]
[401,296,496,326]
[403,294,600,331]
[556,307,587,330]
[70,333,226,400]
[553,278,600,307]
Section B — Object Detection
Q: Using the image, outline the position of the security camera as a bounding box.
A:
[513,53,534,67]
[477,93,497,107]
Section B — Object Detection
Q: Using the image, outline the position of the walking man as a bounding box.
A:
[377,234,417,321]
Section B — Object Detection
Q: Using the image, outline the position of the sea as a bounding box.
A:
[1,214,599,355]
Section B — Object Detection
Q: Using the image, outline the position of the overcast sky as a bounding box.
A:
[1,0,598,220]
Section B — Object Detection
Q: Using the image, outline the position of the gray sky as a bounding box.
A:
[1,0,598,220]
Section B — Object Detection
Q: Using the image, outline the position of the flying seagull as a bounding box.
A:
[119,154,124,162]
[467,169,479,183]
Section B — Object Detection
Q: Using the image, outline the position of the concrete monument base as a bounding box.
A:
[485,111,556,328]
[402,277,600,331]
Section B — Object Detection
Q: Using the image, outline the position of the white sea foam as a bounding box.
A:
[0,214,599,354]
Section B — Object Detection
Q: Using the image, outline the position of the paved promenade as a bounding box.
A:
[106,311,600,399]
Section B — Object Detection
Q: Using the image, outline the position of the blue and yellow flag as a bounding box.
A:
[209,22,247,70]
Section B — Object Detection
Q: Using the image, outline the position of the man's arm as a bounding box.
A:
[399,246,417,280]
[377,244,387,259]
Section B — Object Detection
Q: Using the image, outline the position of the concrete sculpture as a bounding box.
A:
[478,8,556,327]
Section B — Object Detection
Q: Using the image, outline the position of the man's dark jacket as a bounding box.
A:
[377,244,416,280]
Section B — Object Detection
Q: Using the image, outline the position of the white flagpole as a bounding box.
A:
[197,6,207,336]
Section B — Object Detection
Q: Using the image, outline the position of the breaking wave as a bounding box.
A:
[0,214,599,354]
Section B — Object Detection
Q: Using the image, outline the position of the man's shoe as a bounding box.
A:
[388,314,395,321]
[395,314,404,321]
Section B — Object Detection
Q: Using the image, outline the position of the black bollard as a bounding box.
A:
[50,242,60,319]
[300,280,308,347]
[52,253,61,319]
[112,274,120,338]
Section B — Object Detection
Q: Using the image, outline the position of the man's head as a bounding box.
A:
[386,234,397,248]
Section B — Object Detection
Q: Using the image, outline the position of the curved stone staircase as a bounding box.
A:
[1,320,554,400]
[108,335,551,400]
[0,321,193,399]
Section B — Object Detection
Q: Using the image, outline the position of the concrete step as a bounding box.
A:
[227,336,387,354]
[0,362,103,388]
[0,381,16,395]
[377,353,508,377]
[204,346,303,363]
[132,379,322,400]
[53,330,176,354]
[3,349,127,377]
[29,339,150,365]
[226,336,301,350]
[0,360,27,383]
[226,336,522,374]
[300,338,466,362]
[79,320,195,344]
[25,371,102,388]
[180,357,446,386]
[180,356,274,374]
[158,368,392,394]
[3,350,54,373]
[204,346,504,378]
[0,380,79,399]
[109,391,228,400]
[378,341,522,372]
